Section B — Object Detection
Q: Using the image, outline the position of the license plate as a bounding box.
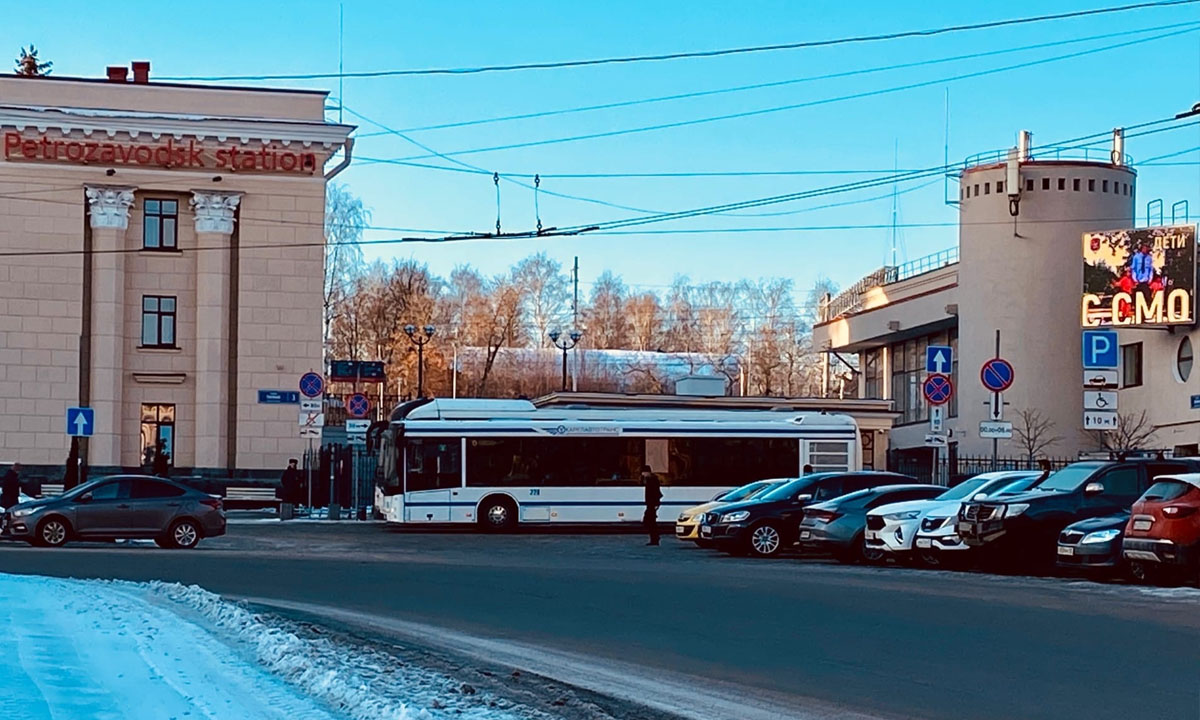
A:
[1057,545,1075,556]
[800,530,811,540]
[864,530,879,541]
[915,538,932,549]
[1132,520,1152,531]
[700,526,712,537]
[958,522,973,534]
[675,525,687,535]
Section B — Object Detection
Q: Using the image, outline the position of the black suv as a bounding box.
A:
[957,458,1200,570]
[699,471,916,557]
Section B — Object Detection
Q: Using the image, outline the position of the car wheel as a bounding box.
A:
[918,550,942,568]
[168,519,201,549]
[479,497,518,532]
[695,538,713,549]
[747,522,783,557]
[1128,560,1155,584]
[35,517,70,548]
[838,532,868,564]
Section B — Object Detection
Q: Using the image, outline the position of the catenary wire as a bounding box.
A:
[161,1,1200,80]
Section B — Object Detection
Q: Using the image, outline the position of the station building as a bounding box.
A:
[0,62,353,477]
[814,130,1199,469]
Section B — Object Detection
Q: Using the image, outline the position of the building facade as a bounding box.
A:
[815,131,1197,465]
[0,64,352,477]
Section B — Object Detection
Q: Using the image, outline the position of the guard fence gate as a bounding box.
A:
[299,444,378,519]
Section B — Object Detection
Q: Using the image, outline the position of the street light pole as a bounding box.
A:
[404,324,436,398]
[548,328,583,392]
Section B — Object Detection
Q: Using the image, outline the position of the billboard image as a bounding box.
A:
[1082,225,1197,327]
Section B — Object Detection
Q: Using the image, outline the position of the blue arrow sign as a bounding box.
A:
[1082,330,1119,369]
[926,345,953,374]
[66,407,94,437]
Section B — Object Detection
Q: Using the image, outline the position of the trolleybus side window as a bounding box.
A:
[667,437,800,487]
[466,437,643,487]
[808,441,851,473]
[406,439,462,491]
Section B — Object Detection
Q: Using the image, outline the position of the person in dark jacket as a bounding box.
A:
[280,458,302,505]
[1,463,22,510]
[641,465,662,546]
[152,439,170,478]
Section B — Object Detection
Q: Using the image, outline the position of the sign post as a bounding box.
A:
[922,373,953,483]
[978,331,1015,469]
[298,371,324,511]
[1080,330,1119,433]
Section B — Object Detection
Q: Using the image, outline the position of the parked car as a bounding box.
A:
[957,458,1200,571]
[912,471,1043,567]
[675,479,787,544]
[3,475,225,548]
[799,484,944,563]
[699,471,916,557]
[1055,512,1129,574]
[1123,473,1200,584]
[867,471,1040,564]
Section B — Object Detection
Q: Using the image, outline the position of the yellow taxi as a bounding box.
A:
[675,479,789,543]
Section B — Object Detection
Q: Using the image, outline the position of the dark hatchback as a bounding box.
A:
[3,475,225,548]
[800,484,944,562]
[1055,511,1129,574]
[958,458,1200,571]
[699,471,916,557]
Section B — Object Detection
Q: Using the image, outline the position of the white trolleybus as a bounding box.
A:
[374,398,861,529]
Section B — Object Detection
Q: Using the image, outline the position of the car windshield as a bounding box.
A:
[995,476,1040,494]
[1038,464,1104,492]
[936,477,989,501]
[723,480,782,503]
[1140,480,1191,502]
[62,476,114,499]
[758,477,821,501]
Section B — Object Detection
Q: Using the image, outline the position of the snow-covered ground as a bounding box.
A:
[0,573,539,720]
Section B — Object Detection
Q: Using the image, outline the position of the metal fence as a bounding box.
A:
[890,454,1074,486]
[299,444,377,519]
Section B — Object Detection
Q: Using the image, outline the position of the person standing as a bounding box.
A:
[1,463,21,511]
[641,465,662,546]
[280,458,302,505]
[152,439,170,478]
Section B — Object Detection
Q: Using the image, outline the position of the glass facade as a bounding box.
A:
[889,328,958,425]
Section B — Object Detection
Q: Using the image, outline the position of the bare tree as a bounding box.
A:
[1094,410,1158,455]
[583,271,629,349]
[472,274,525,395]
[15,46,51,76]
[1013,408,1063,462]
[512,253,568,346]
[743,278,795,396]
[323,185,368,357]
[624,292,664,352]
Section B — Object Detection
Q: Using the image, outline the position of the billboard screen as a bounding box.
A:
[1082,225,1197,327]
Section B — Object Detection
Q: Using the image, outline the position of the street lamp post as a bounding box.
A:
[548,328,582,392]
[404,324,435,398]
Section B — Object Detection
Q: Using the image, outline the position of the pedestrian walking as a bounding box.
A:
[1034,458,1053,485]
[1,463,22,511]
[641,465,661,546]
[152,439,170,478]
[280,458,302,505]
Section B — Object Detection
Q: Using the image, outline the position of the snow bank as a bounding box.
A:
[0,574,536,720]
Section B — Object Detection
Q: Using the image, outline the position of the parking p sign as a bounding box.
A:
[1082,330,1119,369]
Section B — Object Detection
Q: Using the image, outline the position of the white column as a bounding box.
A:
[85,185,135,467]
[190,191,241,470]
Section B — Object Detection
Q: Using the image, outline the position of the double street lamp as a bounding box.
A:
[548,328,582,392]
[404,324,435,398]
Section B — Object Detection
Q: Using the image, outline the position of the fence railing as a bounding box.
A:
[963,146,1132,168]
[889,454,1074,486]
[820,247,959,322]
[298,444,377,518]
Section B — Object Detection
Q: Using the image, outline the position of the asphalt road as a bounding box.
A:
[1,522,1197,720]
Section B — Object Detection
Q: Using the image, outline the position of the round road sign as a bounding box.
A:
[980,358,1015,393]
[346,393,370,419]
[923,373,954,406]
[299,371,324,398]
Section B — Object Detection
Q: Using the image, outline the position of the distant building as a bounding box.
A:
[0,63,353,477]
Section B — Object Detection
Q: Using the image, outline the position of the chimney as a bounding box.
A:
[131,61,150,84]
[106,65,128,83]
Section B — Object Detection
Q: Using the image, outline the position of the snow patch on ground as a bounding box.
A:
[0,573,538,720]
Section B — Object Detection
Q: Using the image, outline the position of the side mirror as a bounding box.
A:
[77,493,92,504]
[1084,482,1104,496]
[973,493,988,502]
[794,493,813,503]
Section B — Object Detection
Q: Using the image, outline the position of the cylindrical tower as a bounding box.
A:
[955,135,1135,456]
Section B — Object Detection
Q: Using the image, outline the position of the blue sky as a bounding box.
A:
[7,1,1200,298]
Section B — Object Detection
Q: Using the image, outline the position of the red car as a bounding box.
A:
[1122,473,1200,584]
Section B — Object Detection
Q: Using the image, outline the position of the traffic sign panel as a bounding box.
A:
[980,358,1015,392]
[299,426,321,439]
[1083,390,1118,411]
[922,374,953,405]
[1084,369,1119,388]
[346,419,371,434]
[299,411,325,428]
[925,345,953,374]
[979,421,1013,439]
[66,407,94,437]
[346,393,370,419]
[298,371,324,398]
[1084,411,1118,430]
[299,398,322,413]
[929,405,944,433]
[924,434,948,447]
[1082,330,1119,369]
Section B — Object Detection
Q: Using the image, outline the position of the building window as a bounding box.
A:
[142,199,178,250]
[996,180,1004,193]
[1073,178,1081,191]
[1177,337,1194,383]
[1121,342,1143,388]
[1102,179,1109,192]
[1025,178,1034,191]
[1041,178,1050,190]
[1089,179,1096,191]
[984,182,990,195]
[863,348,883,399]
[889,329,958,425]
[1122,182,1128,195]
[1056,178,1064,190]
[974,184,980,196]
[141,295,177,348]
[140,404,176,468]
